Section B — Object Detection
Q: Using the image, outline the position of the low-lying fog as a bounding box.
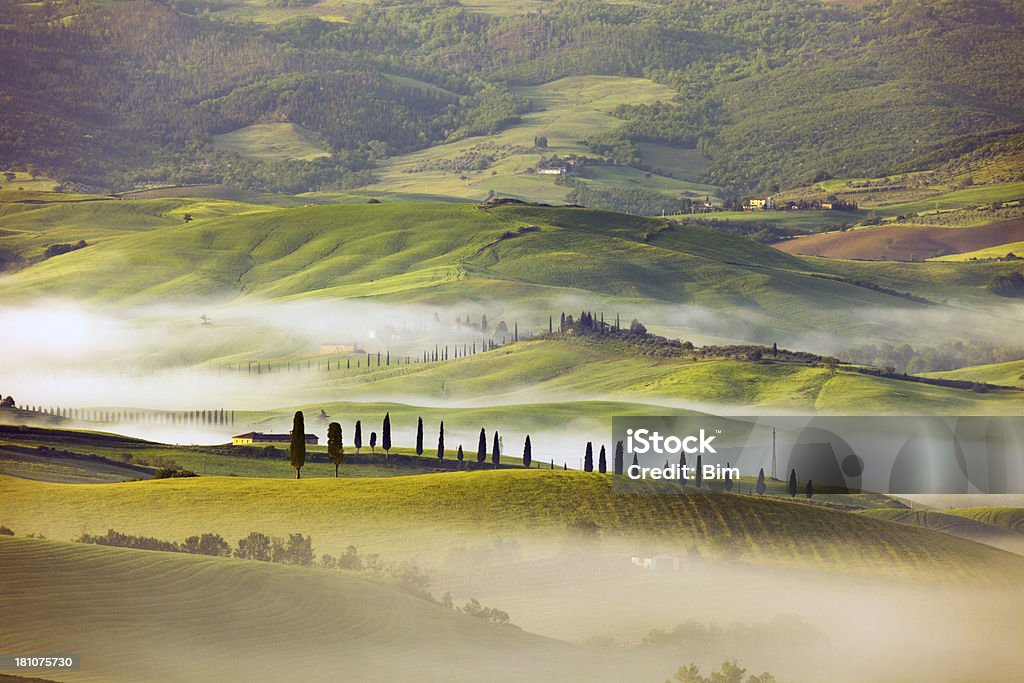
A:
[4,297,1024,456]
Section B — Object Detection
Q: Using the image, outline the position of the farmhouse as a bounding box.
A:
[232,432,319,446]
[745,197,775,211]
[536,166,566,175]
[320,343,357,354]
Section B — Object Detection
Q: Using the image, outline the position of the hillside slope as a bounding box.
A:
[0,536,635,683]
[2,471,1022,581]
[5,199,1011,343]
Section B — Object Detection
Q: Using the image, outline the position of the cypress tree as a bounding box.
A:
[437,421,445,459]
[416,417,424,456]
[382,413,392,458]
[598,445,607,474]
[584,442,594,472]
[522,435,532,468]
[631,452,639,467]
[491,431,500,468]
[370,432,377,454]
[613,440,624,475]
[806,479,813,500]
[789,469,798,498]
[724,461,733,492]
[289,411,306,480]
[457,444,464,464]
[756,468,766,496]
[680,452,687,486]
[327,422,343,478]
[695,454,703,488]
[563,463,567,470]
[354,420,362,454]
[477,429,487,464]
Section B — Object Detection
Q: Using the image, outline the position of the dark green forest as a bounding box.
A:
[1,0,1022,193]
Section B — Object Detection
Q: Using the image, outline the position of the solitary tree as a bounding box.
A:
[382,413,392,459]
[756,468,767,496]
[290,411,306,479]
[327,422,344,477]
[584,442,594,472]
[437,421,445,459]
[457,444,464,465]
[370,432,378,454]
[477,429,487,464]
[724,462,733,492]
[631,452,639,467]
[598,445,607,474]
[695,454,703,488]
[523,435,532,468]
[491,431,500,468]
[416,417,424,456]
[680,452,687,486]
[789,468,798,498]
[613,440,624,475]
[354,420,363,454]
[806,479,813,500]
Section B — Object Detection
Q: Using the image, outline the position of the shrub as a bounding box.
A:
[0,525,14,536]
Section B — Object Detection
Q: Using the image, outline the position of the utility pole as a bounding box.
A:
[771,428,777,481]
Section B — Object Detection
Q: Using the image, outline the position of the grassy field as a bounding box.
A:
[282,338,1024,414]
[0,171,60,193]
[0,535,632,683]
[355,76,717,206]
[924,360,1024,389]
[4,471,1019,581]
[211,123,332,161]
[872,182,1024,219]
[7,197,1018,341]
[2,470,1022,581]
[933,240,1024,261]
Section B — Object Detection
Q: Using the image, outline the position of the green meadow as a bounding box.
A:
[355,76,715,206]
[3,470,1020,580]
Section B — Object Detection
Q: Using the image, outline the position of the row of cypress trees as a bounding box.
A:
[287,410,540,478]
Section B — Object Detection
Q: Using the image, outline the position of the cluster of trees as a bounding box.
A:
[845,340,1024,374]
[988,271,1024,298]
[668,661,777,683]
[566,182,697,217]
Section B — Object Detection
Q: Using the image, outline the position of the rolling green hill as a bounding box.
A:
[273,337,1024,414]
[4,198,1014,340]
[924,360,1024,389]
[3,470,1022,581]
[0,535,634,683]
